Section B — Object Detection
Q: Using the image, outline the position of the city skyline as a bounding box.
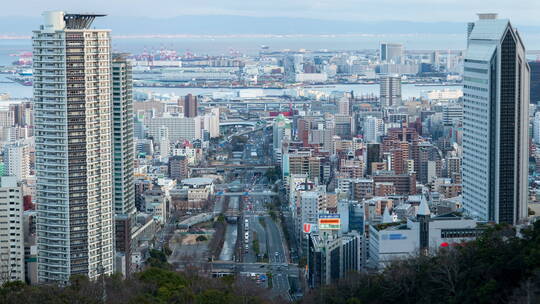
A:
[1,6,540,303]
[1,1,539,26]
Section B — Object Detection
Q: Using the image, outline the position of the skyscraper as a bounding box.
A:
[112,54,135,217]
[112,54,136,276]
[380,43,404,64]
[183,94,198,118]
[462,14,529,224]
[379,75,401,107]
[34,11,114,283]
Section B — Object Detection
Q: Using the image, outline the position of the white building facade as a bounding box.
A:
[0,176,24,283]
[34,11,114,283]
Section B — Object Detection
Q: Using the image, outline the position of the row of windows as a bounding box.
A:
[464,67,488,74]
[464,76,488,85]
[464,84,488,92]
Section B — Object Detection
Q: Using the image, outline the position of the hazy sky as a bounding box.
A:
[2,0,539,24]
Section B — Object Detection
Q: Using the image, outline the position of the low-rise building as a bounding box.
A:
[368,196,484,270]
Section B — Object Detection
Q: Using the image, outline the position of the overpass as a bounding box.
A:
[191,165,274,174]
[216,191,278,197]
[220,120,260,127]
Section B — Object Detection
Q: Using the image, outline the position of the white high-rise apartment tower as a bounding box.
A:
[3,141,30,181]
[462,14,529,224]
[0,176,24,283]
[33,11,114,283]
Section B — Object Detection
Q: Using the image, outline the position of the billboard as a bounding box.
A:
[303,223,312,234]
[318,214,341,230]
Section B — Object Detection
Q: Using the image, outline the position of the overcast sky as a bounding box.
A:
[2,0,539,24]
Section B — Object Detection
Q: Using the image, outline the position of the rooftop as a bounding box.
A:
[181,177,214,186]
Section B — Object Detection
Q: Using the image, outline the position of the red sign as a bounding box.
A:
[303,223,312,234]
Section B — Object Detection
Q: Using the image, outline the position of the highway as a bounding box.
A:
[211,124,295,301]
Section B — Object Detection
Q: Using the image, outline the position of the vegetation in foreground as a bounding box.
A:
[302,221,540,304]
[3,221,540,303]
[0,266,271,304]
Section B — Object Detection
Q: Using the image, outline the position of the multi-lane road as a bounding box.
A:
[239,195,295,301]
[209,125,298,301]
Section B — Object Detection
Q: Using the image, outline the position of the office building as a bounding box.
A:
[307,231,362,288]
[183,94,198,117]
[534,112,540,145]
[300,191,324,235]
[380,75,401,107]
[334,115,355,139]
[380,43,404,63]
[273,114,292,155]
[3,141,30,181]
[442,104,463,126]
[33,11,114,283]
[366,143,381,176]
[0,176,24,283]
[530,61,540,104]
[337,98,350,116]
[462,14,529,224]
[363,116,384,143]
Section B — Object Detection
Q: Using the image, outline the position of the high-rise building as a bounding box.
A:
[533,112,540,144]
[379,75,401,107]
[157,126,171,161]
[380,43,404,64]
[33,11,114,283]
[442,104,463,126]
[0,176,24,283]
[272,114,292,158]
[112,53,135,217]
[366,143,381,176]
[463,14,529,224]
[529,61,540,104]
[183,94,198,118]
[111,54,136,277]
[9,102,33,127]
[201,108,220,138]
[337,98,350,116]
[3,141,30,181]
[363,116,384,143]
